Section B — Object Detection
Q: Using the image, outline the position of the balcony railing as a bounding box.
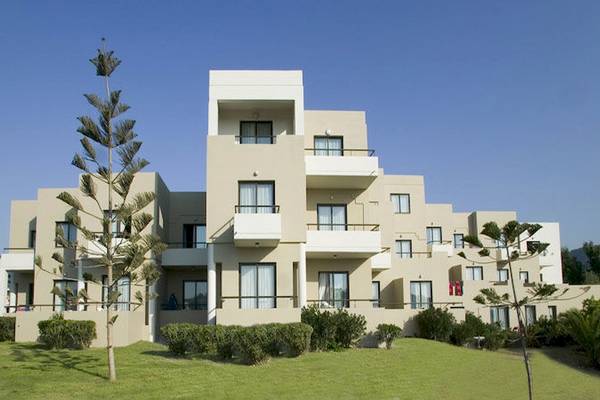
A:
[234,135,276,144]
[235,205,280,213]
[306,223,379,231]
[167,242,208,249]
[305,148,375,156]
[220,295,296,308]
[306,299,463,309]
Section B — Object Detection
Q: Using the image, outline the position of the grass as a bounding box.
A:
[1,339,599,400]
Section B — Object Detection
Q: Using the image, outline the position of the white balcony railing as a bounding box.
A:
[233,208,282,247]
[428,243,453,257]
[306,224,381,258]
[371,250,392,270]
[0,249,35,271]
[305,150,379,189]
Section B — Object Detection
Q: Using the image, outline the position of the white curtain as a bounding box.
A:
[396,240,411,258]
[241,122,255,144]
[239,183,255,213]
[314,137,328,156]
[240,265,257,309]
[318,273,329,307]
[391,195,400,213]
[332,206,346,231]
[195,225,206,248]
[410,282,418,309]
[371,282,380,308]
[256,122,272,144]
[422,282,432,308]
[257,264,275,309]
[399,195,409,213]
[427,227,441,244]
[318,205,331,231]
[474,267,483,280]
[256,183,273,214]
[328,137,342,156]
[117,277,130,311]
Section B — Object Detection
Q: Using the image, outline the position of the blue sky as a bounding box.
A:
[0,1,598,249]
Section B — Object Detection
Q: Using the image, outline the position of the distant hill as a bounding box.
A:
[571,247,588,267]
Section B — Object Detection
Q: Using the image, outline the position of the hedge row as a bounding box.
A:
[0,317,16,342]
[160,322,313,365]
[38,314,96,349]
[300,305,367,351]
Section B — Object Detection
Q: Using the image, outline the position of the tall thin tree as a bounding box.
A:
[50,39,164,381]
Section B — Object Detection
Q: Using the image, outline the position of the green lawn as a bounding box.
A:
[1,339,599,400]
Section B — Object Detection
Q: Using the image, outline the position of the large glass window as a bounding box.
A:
[183,224,206,248]
[410,281,432,309]
[548,305,557,320]
[318,272,349,308]
[372,281,380,308]
[239,182,275,214]
[53,279,79,311]
[317,204,346,231]
[55,222,77,247]
[525,305,537,326]
[395,240,412,259]
[519,271,530,283]
[314,136,343,156]
[240,121,273,144]
[391,194,410,214]
[453,233,464,249]
[426,227,442,245]
[490,306,510,329]
[497,269,509,282]
[466,266,483,281]
[240,264,276,309]
[102,276,131,311]
[183,280,207,310]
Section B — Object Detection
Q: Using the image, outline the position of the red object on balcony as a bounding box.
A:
[454,281,462,296]
[449,281,454,295]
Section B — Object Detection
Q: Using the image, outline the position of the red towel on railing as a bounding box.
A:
[449,281,454,296]
[455,281,462,296]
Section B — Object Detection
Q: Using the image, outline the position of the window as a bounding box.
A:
[395,240,412,259]
[519,271,530,283]
[453,233,464,249]
[240,263,276,309]
[240,121,273,144]
[314,136,343,156]
[238,182,275,213]
[372,281,380,308]
[53,279,78,311]
[391,194,410,214]
[497,269,509,282]
[426,227,442,245]
[319,272,349,308]
[183,224,206,248]
[55,222,76,247]
[490,306,510,329]
[102,276,131,311]
[183,280,207,310]
[317,204,346,231]
[525,305,537,326]
[29,230,36,249]
[548,305,557,320]
[466,266,483,281]
[410,281,432,309]
[103,210,131,238]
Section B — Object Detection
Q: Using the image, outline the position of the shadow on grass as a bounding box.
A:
[9,343,107,380]
[503,345,600,378]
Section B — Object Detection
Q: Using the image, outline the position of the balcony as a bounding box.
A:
[370,249,392,270]
[233,206,282,247]
[305,224,381,258]
[86,235,128,258]
[305,149,379,189]
[0,248,35,271]
[428,242,454,257]
[162,243,208,266]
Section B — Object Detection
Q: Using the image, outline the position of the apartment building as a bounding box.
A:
[1,70,597,346]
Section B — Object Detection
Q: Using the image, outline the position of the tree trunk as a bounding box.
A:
[106,265,117,382]
[506,246,533,400]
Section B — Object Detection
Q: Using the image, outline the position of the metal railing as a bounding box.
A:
[4,301,135,313]
[167,242,208,249]
[305,148,375,156]
[234,135,276,144]
[307,223,379,231]
[3,247,35,253]
[306,299,463,308]
[235,205,280,213]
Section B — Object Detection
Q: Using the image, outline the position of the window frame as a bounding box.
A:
[55,221,77,247]
[182,280,208,310]
[395,239,413,259]
[238,181,276,213]
[525,305,537,326]
[426,226,443,245]
[410,280,433,310]
[238,263,277,309]
[371,281,380,308]
[490,306,510,329]
[548,305,557,320]
[313,135,344,156]
[316,204,348,231]
[391,193,411,214]
[497,269,509,282]
[453,233,464,249]
[318,271,350,309]
[102,275,131,311]
[519,271,530,283]
[182,224,207,248]
[466,266,484,281]
[239,121,274,144]
[52,279,80,311]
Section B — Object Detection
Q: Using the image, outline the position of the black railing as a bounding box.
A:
[306,299,463,308]
[167,242,208,249]
[235,205,280,213]
[307,223,379,231]
[220,295,295,308]
[234,135,276,144]
[305,148,375,156]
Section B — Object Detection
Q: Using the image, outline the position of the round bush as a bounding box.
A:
[415,307,456,343]
[375,323,402,349]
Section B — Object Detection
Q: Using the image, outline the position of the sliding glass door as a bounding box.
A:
[317,205,346,231]
[240,263,276,309]
[410,281,432,309]
[314,136,343,156]
[240,121,273,144]
[239,182,275,213]
[318,272,349,308]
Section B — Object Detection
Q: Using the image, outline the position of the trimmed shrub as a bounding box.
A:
[279,322,313,356]
[0,317,16,342]
[189,325,218,354]
[483,323,508,350]
[301,305,366,351]
[214,325,239,359]
[415,307,456,342]
[375,323,402,349]
[450,312,487,346]
[161,323,195,356]
[235,325,270,365]
[262,323,284,357]
[38,314,96,349]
